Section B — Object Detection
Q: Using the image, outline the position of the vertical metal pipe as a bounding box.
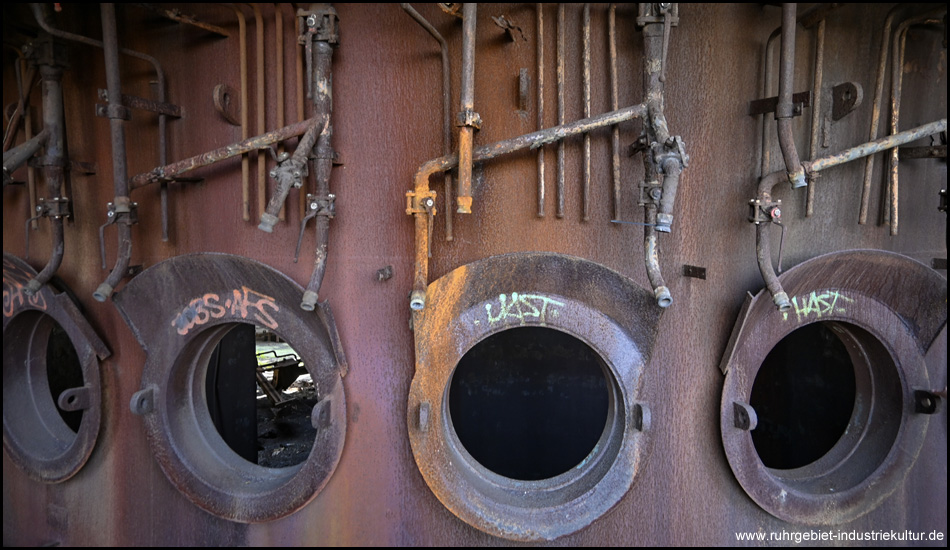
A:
[248,4,267,223]
[536,3,545,218]
[556,3,565,218]
[401,3,453,240]
[609,4,621,222]
[275,3,286,222]
[777,3,806,189]
[582,3,591,222]
[224,5,251,222]
[860,6,900,225]
[25,63,66,294]
[760,29,781,177]
[456,2,477,214]
[94,3,132,302]
[805,19,824,217]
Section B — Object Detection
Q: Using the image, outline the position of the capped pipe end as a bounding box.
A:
[257,213,279,233]
[93,283,114,303]
[456,196,473,214]
[410,290,426,311]
[24,279,42,296]
[654,286,673,308]
[772,291,791,311]
[300,290,319,312]
[788,170,807,189]
[654,213,673,233]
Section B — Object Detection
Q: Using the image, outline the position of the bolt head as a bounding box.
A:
[310,202,319,210]
[770,207,782,219]
[107,211,115,217]
[307,14,318,27]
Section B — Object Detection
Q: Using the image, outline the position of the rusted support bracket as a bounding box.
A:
[748,91,811,117]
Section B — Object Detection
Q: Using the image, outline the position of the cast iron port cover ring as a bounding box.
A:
[114,253,346,523]
[720,250,944,525]
[3,253,108,483]
[408,252,660,541]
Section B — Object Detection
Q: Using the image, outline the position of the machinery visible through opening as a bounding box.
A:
[205,323,316,468]
[750,322,856,469]
[448,327,610,481]
[46,320,85,433]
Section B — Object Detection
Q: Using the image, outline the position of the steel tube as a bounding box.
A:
[25,63,66,295]
[644,206,671,308]
[582,3,591,222]
[130,117,319,189]
[805,19,824,217]
[456,2,477,214]
[3,129,48,185]
[536,3,545,218]
[860,5,901,225]
[776,3,806,189]
[94,3,132,302]
[556,3,565,218]
[609,4,621,221]
[410,104,648,309]
[402,3,454,240]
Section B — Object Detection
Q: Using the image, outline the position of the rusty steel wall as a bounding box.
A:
[3,3,947,546]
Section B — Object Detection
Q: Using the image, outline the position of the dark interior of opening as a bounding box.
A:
[205,324,316,468]
[750,322,856,470]
[46,320,84,433]
[449,327,610,481]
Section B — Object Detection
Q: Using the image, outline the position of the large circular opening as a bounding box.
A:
[448,327,610,481]
[204,323,316,468]
[750,322,856,469]
[3,311,84,450]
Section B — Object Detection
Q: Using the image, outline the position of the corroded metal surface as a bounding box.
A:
[408,252,660,541]
[2,3,947,547]
[113,253,346,523]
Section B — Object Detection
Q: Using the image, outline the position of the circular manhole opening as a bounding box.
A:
[204,323,317,469]
[448,326,610,481]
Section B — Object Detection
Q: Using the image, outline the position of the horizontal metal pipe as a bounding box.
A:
[3,129,48,185]
[807,119,946,173]
[130,117,319,189]
[410,103,648,309]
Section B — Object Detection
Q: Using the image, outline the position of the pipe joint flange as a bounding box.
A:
[748,198,781,225]
[306,193,336,219]
[653,135,689,171]
[299,5,340,46]
[456,109,482,130]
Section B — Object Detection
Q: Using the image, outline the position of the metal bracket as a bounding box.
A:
[636,3,679,26]
[298,5,339,46]
[639,180,662,206]
[98,89,182,118]
[405,190,437,216]
[831,82,863,121]
[456,109,482,130]
[748,198,782,225]
[98,200,138,269]
[24,197,70,258]
[748,91,811,117]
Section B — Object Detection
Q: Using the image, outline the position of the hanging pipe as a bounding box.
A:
[886,10,945,236]
[804,18,824,217]
[456,2,478,214]
[24,59,67,296]
[637,3,687,307]
[536,3,545,218]
[609,4,621,221]
[753,119,947,311]
[776,3,806,189]
[130,117,319,189]
[402,3,454,240]
[2,59,36,153]
[94,4,133,302]
[556,3,565,218]
[31,2,172,241]
[3,129,48,187]
[298,5,338,312]
[582,3,592,222]
[408,104,648,310]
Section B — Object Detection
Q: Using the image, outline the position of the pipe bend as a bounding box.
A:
[755,223,791,311]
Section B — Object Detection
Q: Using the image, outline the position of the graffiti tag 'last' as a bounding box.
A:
[783,290,853,323]
[483,292,564,326]
[172,286,279,335]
